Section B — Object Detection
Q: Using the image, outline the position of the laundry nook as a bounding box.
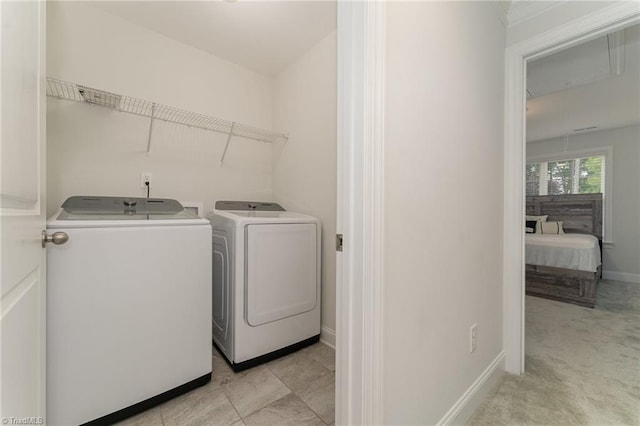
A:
[35,1,337,424]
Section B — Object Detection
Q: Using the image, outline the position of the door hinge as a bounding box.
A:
[336,234,343,252]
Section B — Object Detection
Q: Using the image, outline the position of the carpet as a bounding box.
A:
[468,279,640,425]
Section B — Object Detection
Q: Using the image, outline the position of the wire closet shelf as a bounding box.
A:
[46,78,287,162]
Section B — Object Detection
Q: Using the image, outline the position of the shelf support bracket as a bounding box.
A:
[220,122,236,164]
[146,103,156,154]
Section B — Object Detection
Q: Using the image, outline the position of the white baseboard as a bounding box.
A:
[320,326,336,349]
[437,352,505,426]
[602,270,640,284]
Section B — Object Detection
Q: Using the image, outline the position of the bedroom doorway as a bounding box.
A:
[523,27,627,305]
[515,24,640,422]
[522,19,639,362]
[503,5,640,376]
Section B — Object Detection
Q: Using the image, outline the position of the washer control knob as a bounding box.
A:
[123,200,137,207]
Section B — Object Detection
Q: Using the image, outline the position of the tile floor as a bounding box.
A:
[117,342,335,426]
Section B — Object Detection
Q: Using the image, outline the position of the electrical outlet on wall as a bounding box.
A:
[140,173,152,189]
[470,323,478,353]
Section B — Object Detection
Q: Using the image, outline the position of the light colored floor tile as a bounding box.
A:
[211,349,250,388]
[268,350,331,393]
[296,372,335,425]
[301,343,335,372]
[223,367,291,417]
[116,345,335,426]
[243,394,325,426]
[160,385,240,426]
[114,407,164,426]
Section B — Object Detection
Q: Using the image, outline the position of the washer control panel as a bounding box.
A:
[215,201,285,211]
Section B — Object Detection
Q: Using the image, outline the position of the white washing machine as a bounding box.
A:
[207,201,321,371]
[46,196,212,426]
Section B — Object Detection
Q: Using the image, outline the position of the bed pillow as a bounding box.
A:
[525,220,538,233]
[539,221,565,234]
[526,215,548,222]
[525,215,548,233]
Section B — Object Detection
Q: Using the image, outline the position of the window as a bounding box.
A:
[526,147,612,243]
[526,155,604,196]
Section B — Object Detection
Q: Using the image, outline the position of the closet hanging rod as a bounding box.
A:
[45,78,286,144]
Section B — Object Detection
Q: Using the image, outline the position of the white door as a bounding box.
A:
[0,0,47,421]
[245,223,318,326]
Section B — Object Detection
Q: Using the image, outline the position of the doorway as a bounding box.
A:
[503,4,640,375]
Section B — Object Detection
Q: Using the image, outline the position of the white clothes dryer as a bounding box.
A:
[207,201,321,371]
[46,196,212,426]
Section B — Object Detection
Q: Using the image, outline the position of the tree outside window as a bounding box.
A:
[526,155,604,196]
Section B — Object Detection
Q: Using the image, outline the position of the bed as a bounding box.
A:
[525,194,603,308]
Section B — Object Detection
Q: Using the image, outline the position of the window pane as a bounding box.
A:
[547,160,575,195]
[525,163,540,196]
[578,156,603,193]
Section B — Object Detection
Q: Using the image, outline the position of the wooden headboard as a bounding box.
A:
[526,193,603,239]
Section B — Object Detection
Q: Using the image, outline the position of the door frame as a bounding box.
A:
[336,1,385,424]
[503,3,640,374]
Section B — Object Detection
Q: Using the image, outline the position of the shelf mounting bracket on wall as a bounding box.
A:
[146,103,156,154]
[220,122,236,165]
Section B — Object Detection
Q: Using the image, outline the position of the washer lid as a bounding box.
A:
[57,196,194,220]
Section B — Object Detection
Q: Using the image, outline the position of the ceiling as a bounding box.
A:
[526,24,640,142]
[89,1,337,77]
[82,1,637,142]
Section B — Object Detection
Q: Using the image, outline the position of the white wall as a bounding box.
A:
[382,2,505,424]
[527,125,640,282]
[47,2,274,215]
[272,32,337,338]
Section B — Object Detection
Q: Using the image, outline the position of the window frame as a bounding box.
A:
[526,146,613,243]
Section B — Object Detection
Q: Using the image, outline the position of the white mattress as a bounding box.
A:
[525,233,601,272]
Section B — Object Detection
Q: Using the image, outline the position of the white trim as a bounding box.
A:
[507,2,564,28]
[503,43,527,375]
[602,271,640,284]
[336,2,386,425]
[436,352,505,426]
[527,145,613,243]
[491,2,509,29]
[527,146,612,163]
[320,326,336,349]
[363,3,385,425]
[503,3,640,375]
